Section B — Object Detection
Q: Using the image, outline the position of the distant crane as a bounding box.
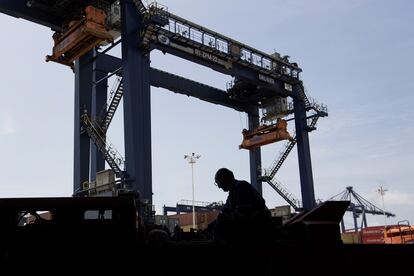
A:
[328,186,395,232]
[163,200,223,215]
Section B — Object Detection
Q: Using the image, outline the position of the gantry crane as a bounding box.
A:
[0,0,328,222]
[328,186,395,232]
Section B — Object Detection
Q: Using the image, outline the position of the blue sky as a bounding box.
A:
[1,0,413,230]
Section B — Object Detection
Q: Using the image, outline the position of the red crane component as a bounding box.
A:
[239,119,293,150]
[46,5,113,67]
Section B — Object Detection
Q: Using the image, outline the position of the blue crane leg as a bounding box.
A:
[248,108,263,195]
[90,67,107,181]
[73,51,93,194]
[293,83,316,211]
[120,0,152,208]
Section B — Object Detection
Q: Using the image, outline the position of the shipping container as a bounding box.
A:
[362,236,385,244]
[169,211,219,230]
[169,212,208,226]
[341,232,361,244]
[169,213,195,226]
[353,225,414,244]
[361,226,385,237]
[384,224,414,244]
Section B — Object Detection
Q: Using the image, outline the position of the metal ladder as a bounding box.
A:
[81,114,125,178]
[265,178,302,211]
[100,77,123,132]
[298,84,311,109]
[261,84,327,210]
[306,115,320,132]
[300,84,329,117]
[265,136,297,180]
[264,114,320,180]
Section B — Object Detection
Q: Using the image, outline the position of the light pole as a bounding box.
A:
[377,186,388,237]
[184,153,201,229]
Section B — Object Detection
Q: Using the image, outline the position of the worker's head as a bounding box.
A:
[214,168,235,192]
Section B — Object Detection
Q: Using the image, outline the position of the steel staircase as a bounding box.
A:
[264,84,326,180]
[309,115,320,129]
[261,85,327,210]
[265,178,302,211]
[264,114,321,181]
[81,114,125,178]
[295,83,311,109]
[100,77,123,132]
[133,0,147,14]
[300,84,329,117]
[265,136,297,180]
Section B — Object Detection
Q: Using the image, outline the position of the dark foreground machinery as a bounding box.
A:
[1,196,412,275]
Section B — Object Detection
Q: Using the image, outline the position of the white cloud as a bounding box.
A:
[0,111,16,136]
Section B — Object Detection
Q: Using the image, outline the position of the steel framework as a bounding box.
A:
[329,186,395,232]
[0,0,328,221]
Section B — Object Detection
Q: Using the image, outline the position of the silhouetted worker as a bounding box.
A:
[206,168,276,244]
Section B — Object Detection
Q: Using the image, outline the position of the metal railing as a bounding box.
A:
[81,114,125,177]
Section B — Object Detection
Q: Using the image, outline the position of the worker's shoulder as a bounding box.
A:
[235,179,250,185]
[235,180,254,190]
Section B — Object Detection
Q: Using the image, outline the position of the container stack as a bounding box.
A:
[168,211,220,231]
[361,226,386,244]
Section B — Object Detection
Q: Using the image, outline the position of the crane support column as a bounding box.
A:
[362,210,368,228]
[90,62,107,181]
[341,219,346,233]
[248,108,262,195]
[293,82,316,210]
[351,203,359,232]
[121,0,152,206]
[73,51,94,194]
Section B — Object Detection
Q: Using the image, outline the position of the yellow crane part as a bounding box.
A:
[239,119,292,150]
[46,5,113,68]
